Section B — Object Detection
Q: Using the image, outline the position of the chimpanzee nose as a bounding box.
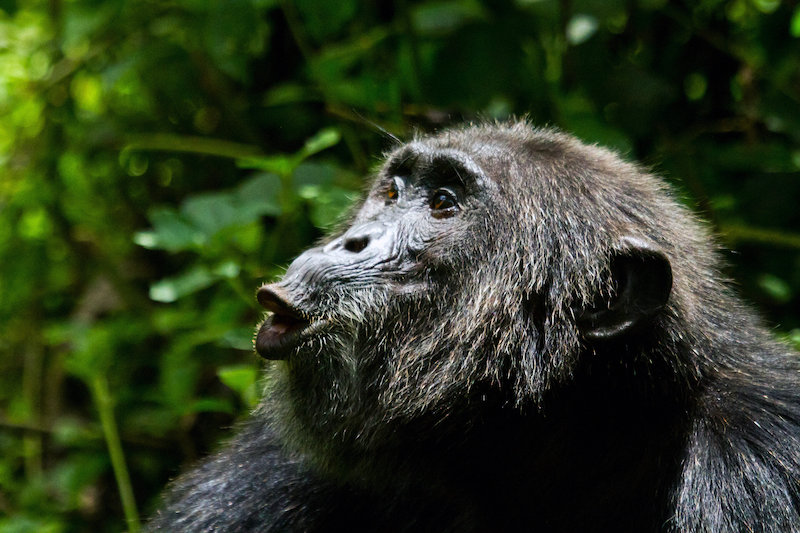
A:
[340,222,387,254]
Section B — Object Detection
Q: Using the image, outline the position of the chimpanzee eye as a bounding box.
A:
[430,189,458,212]
[386,177,401,203]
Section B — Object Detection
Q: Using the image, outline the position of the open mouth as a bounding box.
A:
[255,285,315,360]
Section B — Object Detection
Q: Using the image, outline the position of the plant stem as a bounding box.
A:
[23,341,43,480]
[92,375,141,532]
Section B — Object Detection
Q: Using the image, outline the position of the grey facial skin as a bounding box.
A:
[148,122,800,533]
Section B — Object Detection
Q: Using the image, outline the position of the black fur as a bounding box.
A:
[148,123,800,532]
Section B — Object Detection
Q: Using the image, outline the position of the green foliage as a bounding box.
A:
[0,0,798,530]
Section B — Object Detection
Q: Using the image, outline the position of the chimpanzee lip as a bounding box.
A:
[254,286,323,360]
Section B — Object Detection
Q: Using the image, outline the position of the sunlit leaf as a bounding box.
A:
[237,129,341,175]
[218,327,256,351]
[213,260,241,278]
[792,7,800,38]
[188,397,235,414]
[139,208,206,251]
[758,274,792,304]
[297,127,341,160]
[237,154,295,175]
[566,14,598,45]
[149,266,216,302]
[218,364,260,408]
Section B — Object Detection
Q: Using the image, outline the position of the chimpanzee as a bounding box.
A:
[148,122,800,532]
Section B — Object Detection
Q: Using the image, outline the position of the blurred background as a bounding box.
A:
[0,0,799,531]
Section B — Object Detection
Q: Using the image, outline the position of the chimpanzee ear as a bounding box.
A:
[579,236,672,340]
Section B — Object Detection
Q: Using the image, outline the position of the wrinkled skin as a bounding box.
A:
[256,141,492,363]
[148,123,800,533]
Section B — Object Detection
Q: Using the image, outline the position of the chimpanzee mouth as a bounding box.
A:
[255,285,325,360]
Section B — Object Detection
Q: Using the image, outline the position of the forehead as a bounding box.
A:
[382,132,523,190]
[384,144,484,178]
[383,125,617,193]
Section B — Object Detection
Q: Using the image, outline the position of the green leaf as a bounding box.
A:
[235,172,283,217]
[238,129,341,176]
[50,454,107,507]
[566,14,598,45]
[213,260,241,279]
[217,327,256,351]
[63,324,112,380]
[297,127,341,161]
[181,193,242,236]
[557,92,632,153]
[684,73,707,101]
[203,0,266,81]
[137,208,205,251]
[752,0,779,14]
[218,364,260,407]
[237,154,295,175]
[295,0,357,41]
[149,265,216,302]
[188,397,235,414]
[787,329,800,351]
[292,162,337,190]
[792,7,800,38]
[757,274,792,303]
[411,0,484,35]
[306,186,356,229]
[262,83,317,106]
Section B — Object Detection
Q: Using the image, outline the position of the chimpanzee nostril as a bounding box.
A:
[339,222,386,254]
[343,235,370,253]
